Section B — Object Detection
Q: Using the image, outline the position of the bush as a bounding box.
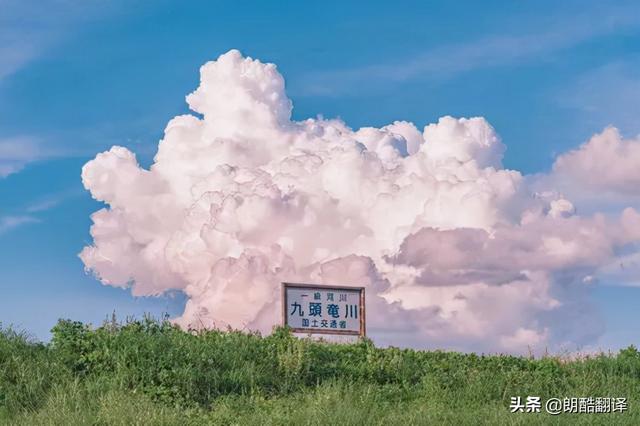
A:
[1,318,640,424]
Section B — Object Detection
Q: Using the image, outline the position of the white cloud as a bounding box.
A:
[80,50,640,354]
[551,128,640,195]
[533,128,640,213]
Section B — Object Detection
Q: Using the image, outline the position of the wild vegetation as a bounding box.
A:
[1,317,639,425]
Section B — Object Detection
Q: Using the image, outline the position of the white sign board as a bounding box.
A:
[282,283,365,336]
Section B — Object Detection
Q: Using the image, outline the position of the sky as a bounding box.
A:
[1,0,639,353]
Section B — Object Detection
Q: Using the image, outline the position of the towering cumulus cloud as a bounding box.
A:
[80,50,640,354]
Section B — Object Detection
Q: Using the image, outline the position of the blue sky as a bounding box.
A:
[1,0,639,349]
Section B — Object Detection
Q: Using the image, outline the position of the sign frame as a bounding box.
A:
[282,282,366,337]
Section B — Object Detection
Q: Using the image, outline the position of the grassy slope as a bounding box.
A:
[1,319,639,425]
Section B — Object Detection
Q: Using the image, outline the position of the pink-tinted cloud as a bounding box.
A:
[80,50,640,354]
[551,127,640,195]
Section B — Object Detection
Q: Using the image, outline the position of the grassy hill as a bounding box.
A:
[1,318,639,425]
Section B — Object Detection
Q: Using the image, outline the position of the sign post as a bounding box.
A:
[282,282,366,337]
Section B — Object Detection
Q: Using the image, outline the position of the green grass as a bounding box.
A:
[1,318,639,425]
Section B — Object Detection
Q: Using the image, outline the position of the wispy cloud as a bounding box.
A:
[0,215,39,235]
[295,4,640,97]
[557,60,640,137]
[0,136,54,178]
[0,188,76,237]
[25,188,82,213]
[0,0,117,83]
